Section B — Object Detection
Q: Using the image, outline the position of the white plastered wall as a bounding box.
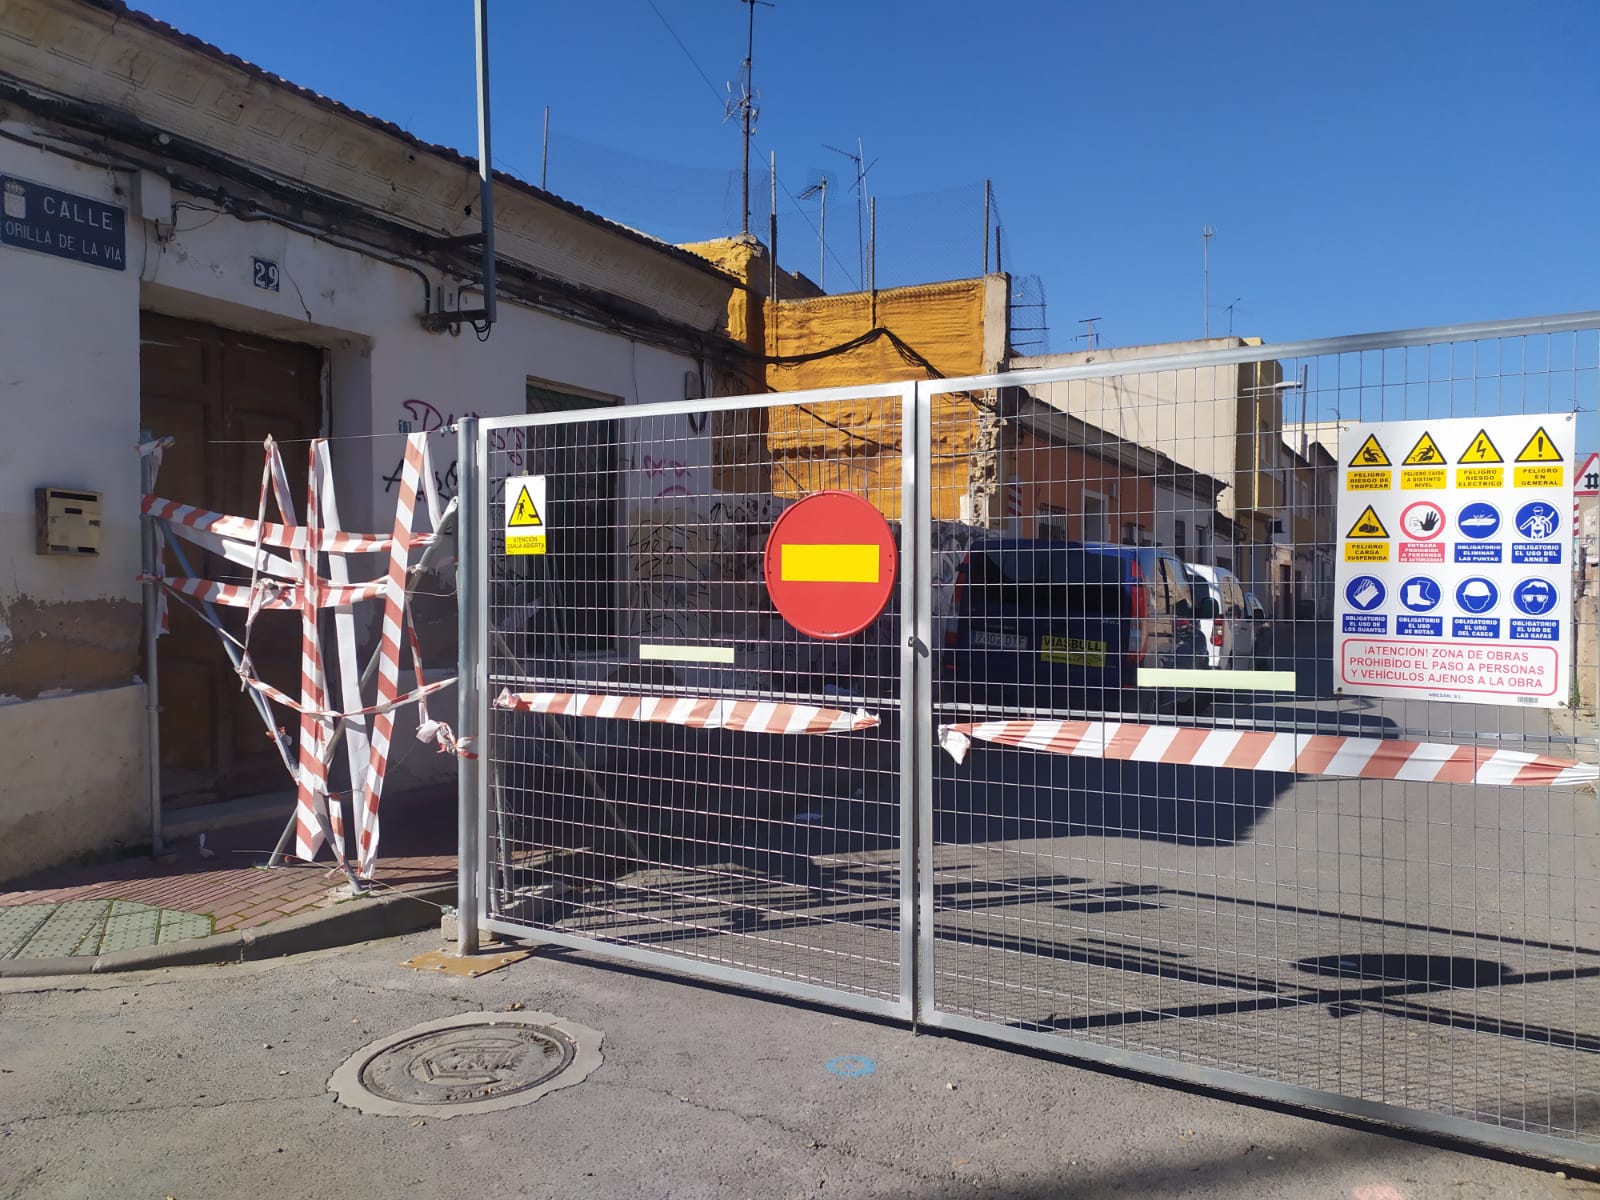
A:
[0,135,147,879]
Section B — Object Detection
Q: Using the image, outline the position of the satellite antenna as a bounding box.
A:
[798,172,829,289]
[825,139,877,287]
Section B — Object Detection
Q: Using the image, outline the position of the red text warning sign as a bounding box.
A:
[1340,639,1558,701]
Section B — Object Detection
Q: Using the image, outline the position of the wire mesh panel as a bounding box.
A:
[474,384,914,1017]
[920,316,1600,1163]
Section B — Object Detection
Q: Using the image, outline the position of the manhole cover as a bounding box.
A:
[330,1012,602,1118]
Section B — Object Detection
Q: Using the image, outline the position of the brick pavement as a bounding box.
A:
[0,785,456,959]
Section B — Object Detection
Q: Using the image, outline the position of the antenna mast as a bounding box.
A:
[736,0,773,236]
[1202,224,1215,338]
[826,139,876,288]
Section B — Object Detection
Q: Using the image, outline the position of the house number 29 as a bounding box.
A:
[252,256,280,292]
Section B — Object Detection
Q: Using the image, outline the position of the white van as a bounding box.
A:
[1183,563,1249,670]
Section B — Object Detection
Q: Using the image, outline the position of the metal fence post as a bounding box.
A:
[138,431,164,856]
[456,416,482,955]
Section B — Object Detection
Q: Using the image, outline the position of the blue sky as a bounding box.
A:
[130,0,1597,356]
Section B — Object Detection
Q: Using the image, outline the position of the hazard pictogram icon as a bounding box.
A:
[1459,429,1503,463]
[1514,426,1563,463]
[509,485,543,527]
[1345,505,1390,539]
[1348,434,1391,468]
[1402,432,1444,466]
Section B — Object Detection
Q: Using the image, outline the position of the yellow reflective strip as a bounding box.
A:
[1137,668,1298,692]
[780,543,880,583]
[638,644,736,664]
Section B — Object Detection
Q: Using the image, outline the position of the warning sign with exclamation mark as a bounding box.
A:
[504,475,547,556]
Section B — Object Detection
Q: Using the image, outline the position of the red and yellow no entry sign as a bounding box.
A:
[764,491,898,639]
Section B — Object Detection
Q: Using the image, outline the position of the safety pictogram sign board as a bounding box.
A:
[1334,414,1574,707]
[504,475,547,556]
[764,490,898,640]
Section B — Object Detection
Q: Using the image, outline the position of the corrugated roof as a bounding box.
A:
[75,0,737,284]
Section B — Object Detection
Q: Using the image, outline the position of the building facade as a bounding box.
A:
[0,0,744,877]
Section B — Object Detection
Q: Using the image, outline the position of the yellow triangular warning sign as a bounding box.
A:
[1402,432,1445,466]
[1348,434,1391,468]
[1458,429,1502,464]
[1345,505,1390,539]
[1514,425,1563,463]
[509,486,543,527]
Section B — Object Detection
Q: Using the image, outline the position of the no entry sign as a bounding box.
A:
[764,491,898,639]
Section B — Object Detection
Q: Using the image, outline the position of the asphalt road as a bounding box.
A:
[2,931,1597,1200]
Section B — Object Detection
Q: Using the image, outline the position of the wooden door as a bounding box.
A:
[139,314,323,804]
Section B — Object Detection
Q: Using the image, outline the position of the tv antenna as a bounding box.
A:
[826,139,876,287]
[726,0,773,236]
[798,172,830,289]
[1077,316,1101,349]
[1223,297,1242,336]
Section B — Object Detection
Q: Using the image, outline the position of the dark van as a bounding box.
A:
[941,537,1209,714]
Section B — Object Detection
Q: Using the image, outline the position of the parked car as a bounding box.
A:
[941,537,1210,715]
[1242,589,1274,666]
[1183,562,1249,671]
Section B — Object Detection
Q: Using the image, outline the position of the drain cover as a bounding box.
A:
[329,1011,602,1118]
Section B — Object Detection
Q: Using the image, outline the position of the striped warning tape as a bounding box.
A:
[494,690,879,735]
[143,574,388,610]
[138,431,463,880]
[938,719,1597,788]
[142,494,438,554]
[355,433,427,877]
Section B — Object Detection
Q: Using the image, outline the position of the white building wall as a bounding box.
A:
[0,136,148,874]
[0,124,722,877]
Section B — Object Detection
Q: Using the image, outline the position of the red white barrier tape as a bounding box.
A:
[938,720,1598,788]
[494,690,879,735]
[138,431,462,881]
[144,575,388,610]
[142,494,437,555]
[355,434,427,877]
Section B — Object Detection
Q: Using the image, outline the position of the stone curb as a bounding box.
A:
[0,883,456,978]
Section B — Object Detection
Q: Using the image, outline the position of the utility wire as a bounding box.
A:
[640,0,858,289]
[644,0,729,110]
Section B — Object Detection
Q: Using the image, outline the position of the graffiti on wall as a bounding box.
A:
[623,491,784,643]
[382,399,528,500]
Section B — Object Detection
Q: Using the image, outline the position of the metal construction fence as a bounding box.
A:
[458,312,1600,1165]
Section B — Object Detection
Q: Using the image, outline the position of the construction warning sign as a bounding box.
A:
[504,475,547,556]
[1349,434,1391,467]
[1402,432,1445,466]
[1513,425,1564,488]
[1346,506,1390,538]
[1334,413,1575,708]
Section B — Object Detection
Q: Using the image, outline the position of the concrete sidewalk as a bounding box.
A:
[0,785,457,976]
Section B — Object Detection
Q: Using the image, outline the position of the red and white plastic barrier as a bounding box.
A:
[139,431,464,879]
[938,719,1598,788]
[494,689,879,735]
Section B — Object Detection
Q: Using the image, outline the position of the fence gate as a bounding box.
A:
[461,313,1600,1166]
[463,383,917,1020]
